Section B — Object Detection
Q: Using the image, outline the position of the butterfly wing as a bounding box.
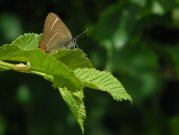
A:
[40,12,72,52]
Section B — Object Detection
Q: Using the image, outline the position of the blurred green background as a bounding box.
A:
[0,0,179,135]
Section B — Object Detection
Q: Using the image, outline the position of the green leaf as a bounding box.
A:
[50,49,93,70]
[0,33,83,90]
[0,44,29,62]
[94,2,136,49]
[59,87,85,134]
[11,33,41,50]
[29,49,82,91]
[0,33,41,62]
[0,32,132,134]
[74,68,132,102]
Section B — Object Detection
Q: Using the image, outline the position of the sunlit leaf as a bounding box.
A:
[74,68,132,102]
[29,49,82,91]
[12,33,41,50]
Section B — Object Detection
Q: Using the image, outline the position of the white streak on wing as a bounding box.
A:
[47,33,58,46]
[51,18,59,30]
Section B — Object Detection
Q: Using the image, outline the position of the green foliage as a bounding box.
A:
[74,68,132,101]
[0,33,40,62]
[59,87,85,133]
[50,49,93,70]
[1,0,179,134]
[91,0,179,104]
[0,33,132,133]
[29,49,82,90]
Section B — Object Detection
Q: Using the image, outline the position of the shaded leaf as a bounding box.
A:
[50,49,93,70]
[59,87,85,133]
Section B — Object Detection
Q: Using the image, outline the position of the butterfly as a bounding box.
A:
[39,12,74,53]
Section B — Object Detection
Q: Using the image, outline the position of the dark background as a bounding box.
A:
[0,0,179,135]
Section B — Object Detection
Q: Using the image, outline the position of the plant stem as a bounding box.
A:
[0,60,53,81]
[0,60,29,72]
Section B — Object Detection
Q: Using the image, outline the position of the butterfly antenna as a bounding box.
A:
[71,29,88,49]
[74,29,88,40]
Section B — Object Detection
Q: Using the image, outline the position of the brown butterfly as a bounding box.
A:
[39,12,74,53]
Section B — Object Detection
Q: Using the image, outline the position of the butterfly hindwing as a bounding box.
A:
[40,12,72,52]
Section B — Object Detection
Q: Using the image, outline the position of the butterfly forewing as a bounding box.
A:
[40,12,72,52]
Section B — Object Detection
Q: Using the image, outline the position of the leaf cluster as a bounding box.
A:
[0,33,132,133]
